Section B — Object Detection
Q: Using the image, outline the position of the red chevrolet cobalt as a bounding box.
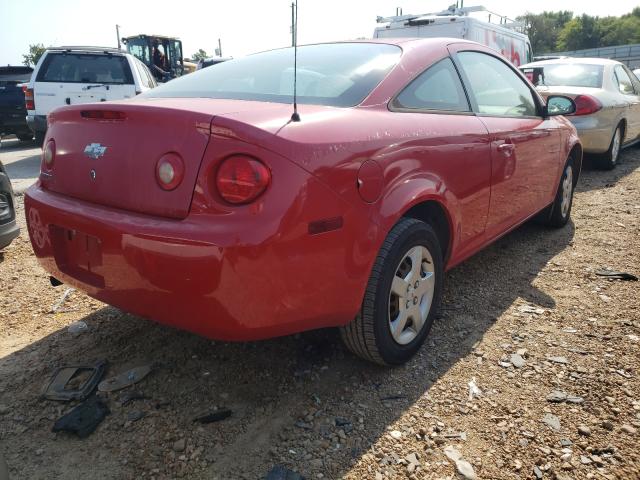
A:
[25,39,581,365]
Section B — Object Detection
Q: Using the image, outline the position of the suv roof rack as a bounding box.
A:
[50,46,124,54]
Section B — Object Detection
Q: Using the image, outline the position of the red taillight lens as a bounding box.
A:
[81,110,127,120]
[571,95,602,116]
[24,87,34,110]
[155,153,184,191]
[42,140,55,169]
[216,155,271,204]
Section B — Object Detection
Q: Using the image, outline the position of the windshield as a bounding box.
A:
[143,43,401,107]
[523,63,604,88]
[36,53,134,84]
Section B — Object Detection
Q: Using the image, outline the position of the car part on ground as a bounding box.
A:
[0,159,19,250]
[42,361,107,401]
[51,395,110,438]
[97,365,152,392]
[24,39,581,366]
[520,57,640,168]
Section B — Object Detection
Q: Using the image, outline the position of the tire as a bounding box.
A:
[17,133,33,142]
[543,155,576,228]
[34,130,45,147]
[595,124,622,170]
[340,218,444,366]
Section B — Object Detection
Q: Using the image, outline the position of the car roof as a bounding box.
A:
[521,57,622,68]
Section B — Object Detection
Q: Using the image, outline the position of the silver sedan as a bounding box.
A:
[520,58,640,169]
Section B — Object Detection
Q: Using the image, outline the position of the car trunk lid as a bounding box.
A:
[42,101,216,219]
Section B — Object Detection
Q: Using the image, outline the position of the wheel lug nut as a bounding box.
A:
[405,301,410,309]
[414,281,419,288]
[413,297,418,305]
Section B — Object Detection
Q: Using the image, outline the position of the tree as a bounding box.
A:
[517,11,573,54]
[22,43,46,67]
[556,14,600,51]
[191,49,208,62]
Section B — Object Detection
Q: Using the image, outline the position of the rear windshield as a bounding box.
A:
[144,43,401,107]
[36,53,134,84]
[522,63,604,88]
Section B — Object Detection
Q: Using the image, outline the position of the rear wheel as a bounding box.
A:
[340,218,443,365]
[596,125,622,170]
[34,131,45,147]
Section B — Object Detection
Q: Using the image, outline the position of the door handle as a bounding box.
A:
[497,143,515,154]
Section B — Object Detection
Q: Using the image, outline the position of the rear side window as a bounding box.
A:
[614,65,635,95]
[36,53,134,84]
[458,51,537,117]
[393,57,469,112]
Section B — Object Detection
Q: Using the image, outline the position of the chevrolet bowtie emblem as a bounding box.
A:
[84,143,107,159]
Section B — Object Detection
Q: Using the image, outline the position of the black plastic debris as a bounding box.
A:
[52,395,110,438]
[193,408,232,424]
[118,390,147,406]
[264,466,306,480]
[595,270,638,281]
[43,360,107,401]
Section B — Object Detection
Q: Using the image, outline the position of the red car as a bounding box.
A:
[25,39,581,365]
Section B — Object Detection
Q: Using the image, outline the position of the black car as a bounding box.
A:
[0,159,19,249]
[0,66,33,141]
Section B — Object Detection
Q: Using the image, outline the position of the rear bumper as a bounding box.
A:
[0,112,30,135]
[568,116,613,154]
[26,114,47,134]
[24,184,368,341]
[0,221,19,250]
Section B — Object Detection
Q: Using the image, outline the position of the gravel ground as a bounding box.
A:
[0,149,639,480]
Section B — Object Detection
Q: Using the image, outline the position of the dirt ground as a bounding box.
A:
[0,148,639,480]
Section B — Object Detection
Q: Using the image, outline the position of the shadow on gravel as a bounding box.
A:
[577,149,639,193]
[0,217,576,479]
[0,138,38,153]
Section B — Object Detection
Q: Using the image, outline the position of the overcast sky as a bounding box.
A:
[1,0,638,65]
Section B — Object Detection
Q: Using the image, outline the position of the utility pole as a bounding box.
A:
[218,38,222,57]
[116,24,121,49]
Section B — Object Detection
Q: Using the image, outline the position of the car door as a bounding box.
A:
[389,56,492,258]
[450,46,562,238]
[614,64,640,142]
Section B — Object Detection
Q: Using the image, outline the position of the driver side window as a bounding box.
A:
[457,51,538,117]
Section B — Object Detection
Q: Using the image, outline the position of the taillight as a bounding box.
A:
[24,87,35,110]
[571,95,602,116]
[155,153,184,191]
[42,140,55,169]
[216,155,271,204]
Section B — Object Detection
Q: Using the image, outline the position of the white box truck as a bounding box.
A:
[374,5,533,67]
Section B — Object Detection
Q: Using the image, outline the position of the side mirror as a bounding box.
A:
[545,95,576,116]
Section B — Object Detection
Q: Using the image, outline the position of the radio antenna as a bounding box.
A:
[291,0,300,122]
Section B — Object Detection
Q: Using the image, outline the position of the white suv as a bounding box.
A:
[25,46,157,145]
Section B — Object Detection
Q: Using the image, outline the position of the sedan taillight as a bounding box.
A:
[571,95,602,116]
[216,155,271,204]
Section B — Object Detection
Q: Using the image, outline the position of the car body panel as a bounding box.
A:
[25,39,581,341]
[520,58,640,153]
[0,66,32,137]
[0,160,20,249]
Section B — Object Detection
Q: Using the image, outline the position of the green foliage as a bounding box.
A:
[519,8,640,54]
[22,43,46,67]
[191,49,208,62]
[517,11,573,54]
